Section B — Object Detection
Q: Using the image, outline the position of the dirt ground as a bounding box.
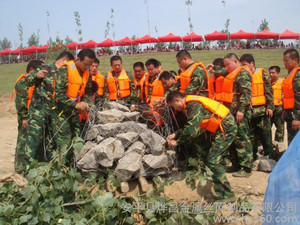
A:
[0,94,287,224]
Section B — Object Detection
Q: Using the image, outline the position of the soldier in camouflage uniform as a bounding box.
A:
[240,54,274,160]
[282,49,300,144]
[14,60,44,173]
[104,55,135,107]
[222,53,253,177]
[53,49,95,163]
[22,52,75,171]
[175,50,211,97]
[269,66,285,142]
[166,91,237,201]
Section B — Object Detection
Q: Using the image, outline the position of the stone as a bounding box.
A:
[95,138,124,167]
[77,149,98,170]
[123,111,141,121]
[143,154,173,169]
[126,141,146,155]
[103,101,131,112]
[97,109,125,124]
[114,152,142,181]
[258,159,276,172]
[116,132,139,147]
[119,121,148,134]
[96,135,104,144]
[140,130,166,155]
[76,141,96,160]
[85,126,99,141]
[138,165,170,177]
[97,123,122,137]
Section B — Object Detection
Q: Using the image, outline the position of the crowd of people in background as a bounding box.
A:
[1,41,299,64]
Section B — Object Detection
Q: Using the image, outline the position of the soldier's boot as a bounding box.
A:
[225,164,241,173]
[232,168,252,178]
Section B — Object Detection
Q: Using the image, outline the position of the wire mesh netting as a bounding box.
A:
[76,101,182,182]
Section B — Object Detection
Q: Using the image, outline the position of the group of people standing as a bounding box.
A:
[13,48,300,202]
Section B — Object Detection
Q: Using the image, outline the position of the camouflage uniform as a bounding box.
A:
[21,64,59,171]
[271,105,285,142]
[104,71,135,107]
[52,65,92,162]
[175,101,237,199]
[14,75,30,173]
[223,69,253,171]
[175,62,210,97]
[283,68,300,144]
[250,70,274,159]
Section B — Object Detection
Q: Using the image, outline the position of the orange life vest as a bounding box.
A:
[65,60,90,100]
[92,73,105,96]
[133,73,146,101]
[11,74,35,109]
[282,67,300,109]
[144,74,165,105]
[218,66,251,103]
[179,62,213,98]
[106,69,131,100]
[272,78,283,106]
[251,68,267,106]
[214,76,224,101]
[185,95,230,133]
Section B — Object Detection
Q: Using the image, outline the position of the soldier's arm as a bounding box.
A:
[175,102,204,145]
[15,80,29,120]
[54,66,77,110]
[293,71,300,120]
[236,70,252,113]
[184,67,206,95]
[263,72,274,110]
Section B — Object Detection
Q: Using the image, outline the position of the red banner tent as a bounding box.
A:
[116,37,138,46]
[230,30,254,39]
[280,29,300,39]
[37,45,50,53]
[10,48,22,55]
[97,38,116,47]
[182,32,204,42]
[0,48,12,56]
[135,35,159,44]
[255,29,279,39]
[205,31,228,41]
[66,41,79,50]
[79,40,98,49]
[158,33,182,42]
[22,45,38,55]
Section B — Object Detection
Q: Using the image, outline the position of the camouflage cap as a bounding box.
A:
[214,65,228,76]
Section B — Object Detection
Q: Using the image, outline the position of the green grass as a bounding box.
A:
[0,49,287,95]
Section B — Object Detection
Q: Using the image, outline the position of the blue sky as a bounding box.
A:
[0,0,299,49]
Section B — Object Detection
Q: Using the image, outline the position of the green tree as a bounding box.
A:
[104,20,110,39]
[131,35,139,52]
[185,0,193,33]
[65,36,73,45]
[0,37,12,50]
[144,0,151,35]
[110,8,116,40]
[74,11,83,42]
[27,33,39,47]
[17,23,23,48]
[258,19,271,45]
[257,18,269,32]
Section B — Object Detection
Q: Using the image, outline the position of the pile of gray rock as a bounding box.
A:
[76,102,175,182]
